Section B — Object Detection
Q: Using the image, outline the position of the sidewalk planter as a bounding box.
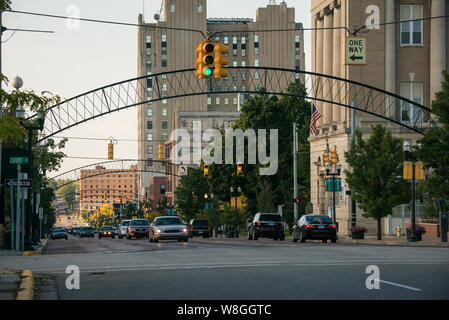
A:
[406,222,438,239]
[405,224,426,241]
[350,226,367,239]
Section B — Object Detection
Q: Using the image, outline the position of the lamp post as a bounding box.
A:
[16,95,45,250]
[230,186,241,238]
[325,161,342,225]
[404,141,418,242]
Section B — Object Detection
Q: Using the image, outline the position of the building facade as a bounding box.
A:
[79,165,139,211]
[137,0,305,199]
[310,0,447,235]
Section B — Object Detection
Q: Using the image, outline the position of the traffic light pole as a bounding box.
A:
[332,175,336,225]
[409,159,418,242]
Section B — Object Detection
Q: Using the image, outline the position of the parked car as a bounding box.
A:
[188,219,211,238]
[99,225,115,239]
[126,219,150,239]
[248,213,285,241]
[79,226,95,238]
[292,214,337,243]
[149,216,189,243]
[50,227,68,240]
[118,220,131,239]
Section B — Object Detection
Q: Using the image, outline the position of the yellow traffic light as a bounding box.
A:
[196,43,203,79]
[214,42,229,79]
[237,163,243,176]
[203,164,209,177]
[108,142,114,160]
[330,148,338,164]
[196,40,214,79]
[158,143,164,161]
[323,152,330,166]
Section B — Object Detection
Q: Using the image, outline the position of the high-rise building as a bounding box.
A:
[137,0,305,198]
[310,0,447,235]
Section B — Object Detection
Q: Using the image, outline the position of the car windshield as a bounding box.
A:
[100,226,113,230]
[259,214,282,222]
[130,220,149,226]
[155,218,183,226]
[307,216,332,223]
[53,228,66,232]
[122,220,131,226]
[82,227,93,231]
[192,220,209,226]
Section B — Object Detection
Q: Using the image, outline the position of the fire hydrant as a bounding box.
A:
[396,225,402,239]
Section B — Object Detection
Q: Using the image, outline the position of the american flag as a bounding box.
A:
[310,104,322,135]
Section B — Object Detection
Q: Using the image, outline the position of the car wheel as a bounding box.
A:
[299,231,306,243]
[65,237,68,240]
[112,236,115,239]
[331,238,337,243]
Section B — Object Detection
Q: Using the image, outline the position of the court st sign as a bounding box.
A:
[345,37,367,65]
[10,156,29,165]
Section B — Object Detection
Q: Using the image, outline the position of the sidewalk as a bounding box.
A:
[338,235,449,247]
[0,270,21,300]
[0,239,48,256]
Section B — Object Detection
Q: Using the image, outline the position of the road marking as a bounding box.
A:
[376,279,422,292]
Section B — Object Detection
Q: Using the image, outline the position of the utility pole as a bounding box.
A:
[293,123,298,223]
[350,102,357,227]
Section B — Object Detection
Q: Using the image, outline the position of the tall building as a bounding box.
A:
[137,0,305,199]
[79,165,139,211]
[310,0,447,235]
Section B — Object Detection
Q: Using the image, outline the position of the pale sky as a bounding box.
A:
[4,0,312,178]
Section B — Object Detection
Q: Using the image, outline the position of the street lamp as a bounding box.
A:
[15,98,46,249]
[325,161,341,225]
[230,186,242,238]
[404,141,418,242]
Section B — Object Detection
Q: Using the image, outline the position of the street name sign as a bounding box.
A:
[6,179,33,188]
[10,156,29,165]
[345,37,367,65]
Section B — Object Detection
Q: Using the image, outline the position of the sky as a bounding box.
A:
[3,0,312,178]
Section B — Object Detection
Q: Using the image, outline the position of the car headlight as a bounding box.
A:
[182,228,188,233]
[154,228,161,234]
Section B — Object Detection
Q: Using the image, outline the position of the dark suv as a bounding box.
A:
[292,214,337,243]
[188,219,211,238]
[248,213,285,241]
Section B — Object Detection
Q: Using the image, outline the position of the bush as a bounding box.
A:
[351,226,368,233]
[406,225,426,235]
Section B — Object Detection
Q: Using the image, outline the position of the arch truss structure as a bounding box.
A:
[29,67,438,139]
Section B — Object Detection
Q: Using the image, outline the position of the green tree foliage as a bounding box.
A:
[0,0,12,11]
[344,125,411,240]
[416,70,449,211]
[174,168,209,221]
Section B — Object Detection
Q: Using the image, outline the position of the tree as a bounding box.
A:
[174,168,209,221]
[416,70,449,211]
[344,125,411,240]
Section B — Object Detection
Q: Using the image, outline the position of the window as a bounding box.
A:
[216,97,220,105]
[162,59,167,67]
[254,35,259,42]
[233,98,238,105]
[147,121,152,130]
[400,5,423,45]
[241,37,246,44]
[232,37,238,45]
[147,107,152,116]
[198,3,203,13]
[233,61,238,67]
[147,134,153,141]
[254,84,260,91]
[232,73,238,81]
[162,99,168,104]
[254,71,259,80]
[161,34,167,55]
[254,60,259,67]
[224,85,229,92]
[242,73,246,81]
[223,37,229,45]
[233,49,238,56]
[170,4,175,13]
[207,97,212,105]
[224,98,229,105]
[147,159,153,167]
[147,146,153,155]
[162,84,167,92]
[233,85,238,91]
[162,133,168,141]
[241,61,246,67]
[242,85,246,91]
[162,121,168,130]
[400,83,423,124]
[162,108,168,116]
[295,34,300,42]
[296,59,300,71]
[254,47,259,55]
[146,36,152,55]
[241,49,246,57]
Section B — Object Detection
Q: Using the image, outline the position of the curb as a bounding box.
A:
[16,270,34,300]
[23,239,48,256]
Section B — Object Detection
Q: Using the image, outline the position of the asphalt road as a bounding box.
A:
[1,235,448,300]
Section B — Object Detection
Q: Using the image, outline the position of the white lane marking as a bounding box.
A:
[376,279,422,292]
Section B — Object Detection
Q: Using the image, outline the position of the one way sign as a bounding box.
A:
[345,37,367,65]
[6,179,33,188]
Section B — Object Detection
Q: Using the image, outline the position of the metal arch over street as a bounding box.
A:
[28,67,438,140]
[49,159,193,190]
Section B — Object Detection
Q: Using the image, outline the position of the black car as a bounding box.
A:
[79,226,95,238]
[188,219,211,238]
[99,225,115,239]
[292,214,337,243]
[72,227,82,236]
[248,213,285,241]
[50,227,68,240]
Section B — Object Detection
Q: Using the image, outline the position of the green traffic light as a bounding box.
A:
[204,67,213,77]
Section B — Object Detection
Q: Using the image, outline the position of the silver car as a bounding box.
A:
[118,220,131,239]
[149,216,189,243]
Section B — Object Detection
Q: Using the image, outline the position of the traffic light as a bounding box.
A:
[293,198,300,204]
[330,148,338,164]
[236,162,243,176]
[158,143,164,161]
[196,40,214,79]
[203,164,209,177]
[214,42,229,79]
[108,142,114,160]
[323,151,330,166]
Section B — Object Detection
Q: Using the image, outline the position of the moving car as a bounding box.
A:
[50,227,68,240]
[99,225,115,239]
[292,214,337,243]
[79,226,95,238]
[126,219,150,239]
[188,219,211,238]
[72,227,82,236]
[248,213,285,241]
[149,216,189,243]
[118,220,131,239]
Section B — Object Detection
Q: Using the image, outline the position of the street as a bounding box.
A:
[1,235,448,300]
